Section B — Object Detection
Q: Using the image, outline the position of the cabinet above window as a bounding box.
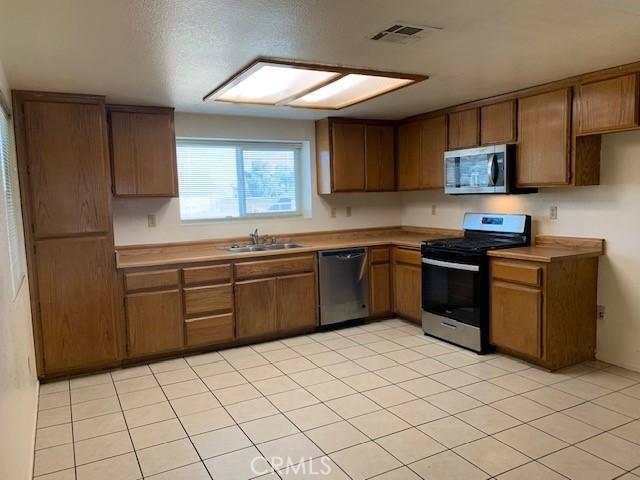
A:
[315,118,395,194]
[107,105,178,197]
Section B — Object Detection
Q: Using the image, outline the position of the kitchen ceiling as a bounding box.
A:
[1,0,640,120]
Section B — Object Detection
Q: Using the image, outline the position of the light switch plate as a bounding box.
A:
[549,206,558,220]
[148,214,157,227]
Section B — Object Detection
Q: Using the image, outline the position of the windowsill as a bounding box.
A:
[180,211,308,226]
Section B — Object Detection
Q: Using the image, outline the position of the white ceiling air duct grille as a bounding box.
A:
[370,23,440,44]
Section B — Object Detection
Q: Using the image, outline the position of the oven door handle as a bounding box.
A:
[422,258,480,272]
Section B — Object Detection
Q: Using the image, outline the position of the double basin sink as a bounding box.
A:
[226,243,304,253]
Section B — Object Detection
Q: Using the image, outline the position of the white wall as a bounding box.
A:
[112,113,403,245]
[402,130,640,371]
[0,59,38,480]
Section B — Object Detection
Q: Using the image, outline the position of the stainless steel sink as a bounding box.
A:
[226,243,303,253]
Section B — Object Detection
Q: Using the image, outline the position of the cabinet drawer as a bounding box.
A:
[185,313,234,346]
[125,269,180,292]
[370,247,390,264]
[491,260,541,287]
[183,264,231,286]
[394,247,421,266]
[184,284,233,316]
[234,255,315,280]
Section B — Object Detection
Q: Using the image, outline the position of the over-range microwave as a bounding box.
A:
[444,144,536,195]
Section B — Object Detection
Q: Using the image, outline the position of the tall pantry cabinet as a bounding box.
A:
[13,91,122,377]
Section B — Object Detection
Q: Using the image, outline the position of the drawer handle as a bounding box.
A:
[440,322,458,330]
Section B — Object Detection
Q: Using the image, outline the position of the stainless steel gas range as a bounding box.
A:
[421,213,531,353]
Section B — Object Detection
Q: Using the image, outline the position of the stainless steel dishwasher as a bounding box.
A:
[318,247,369,326]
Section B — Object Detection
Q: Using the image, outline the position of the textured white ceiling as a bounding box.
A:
[1,0,640,120]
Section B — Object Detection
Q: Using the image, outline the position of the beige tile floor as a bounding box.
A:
[33,318,640,480]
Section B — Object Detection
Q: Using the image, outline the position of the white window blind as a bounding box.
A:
[0,100,25,296]
[177,139,302,221]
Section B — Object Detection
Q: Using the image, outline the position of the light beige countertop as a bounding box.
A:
[115,226,459,269]
[116,229,605,269]
[487,235,605,262]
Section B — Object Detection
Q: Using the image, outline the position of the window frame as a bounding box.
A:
[176,138,304,223]
[0,93,26,297]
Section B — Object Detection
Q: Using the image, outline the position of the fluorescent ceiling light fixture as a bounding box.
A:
[289,74,413,109]
[204,58,428,110]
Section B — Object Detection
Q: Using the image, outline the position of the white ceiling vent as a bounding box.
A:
[370,23,441,44]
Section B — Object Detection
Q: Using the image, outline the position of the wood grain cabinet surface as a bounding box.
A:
[480,100,517,145]
[397,116,447,190]
[369,247,392,317]
[364,124,395,191]
[489,257,598,370]
[13,92,122,377]
[576,74,639,135]
[108,105,178,197]
[126,289,183,357]
[397,121,421,190]
[235,277,278,338]
[392,247,422,323]
[448,108,479,150]
[517,88,572,187]
[316,118,396,193]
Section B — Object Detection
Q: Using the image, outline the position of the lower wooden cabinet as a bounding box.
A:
[36,236,122,374]
[185,313,234,347]
[370,247,392,316]
[392,247,422,323]
[235,277,278,338]
[126,289,183,357]
[277,272,317,330]
[489,256,598,370]
[490,281,542,359]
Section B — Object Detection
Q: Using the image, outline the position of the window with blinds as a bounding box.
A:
[177,139,303,221]
[0,99,25,296]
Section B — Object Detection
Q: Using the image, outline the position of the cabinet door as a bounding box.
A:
[576,74,639,135]
[126,289,183,357]
[517,88,571,186]
[109,109,178,196]
[36,236,121,373]
[235,278,277,338]
[481,100,516,145]
[23,101,111,238]
[490,281,542,358]
[448,109,479,150]
[370,262,391,316]
[397,122,421,190]
[277,272,317,331]
[331,123,365,191]
[393,263,422,323]
[365,124,395,191]
[419,115,447,189]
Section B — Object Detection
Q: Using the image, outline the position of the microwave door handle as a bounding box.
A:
[488,153,499,186]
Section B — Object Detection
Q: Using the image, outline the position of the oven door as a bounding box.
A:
[444,145,507,194]
[421,257,482,327]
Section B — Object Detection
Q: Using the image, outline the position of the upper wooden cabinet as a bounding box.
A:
[576,74,639,135]
[22,100,112,238]
[315,118,395,194]
[419,115,447,189]
[480,100,517,145]
[448,108,479,150]
[397,122,421,190]
[108,105,178,197]
[365,124,395,191]
[397,115,447,190]
[517,88,572,187]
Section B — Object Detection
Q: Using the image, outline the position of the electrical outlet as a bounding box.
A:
[147,214,157,227]
[330,207,337,218]
[549,206,558,220]
[431,204,437,215]
[597,305,605,320]
[346,206,352,217]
